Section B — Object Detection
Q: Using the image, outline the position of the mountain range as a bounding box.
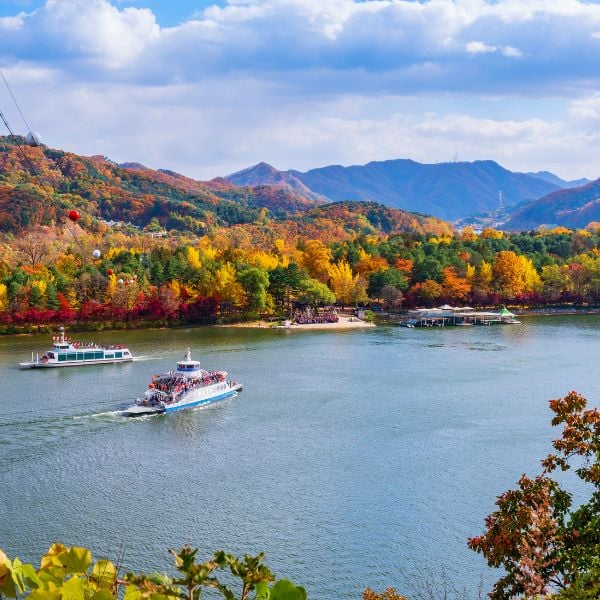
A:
[1,135,598,234]
[0,137,450,239]
[505,177,600,230]
[227,159,562,221]
[524,171,590,189]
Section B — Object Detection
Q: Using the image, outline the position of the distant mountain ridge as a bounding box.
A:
[0,136,450,239]
[524,171,590,189]
[504,177,600,230]
[227,159,560,221]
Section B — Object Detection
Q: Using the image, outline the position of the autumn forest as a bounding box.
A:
[1,137,600,331]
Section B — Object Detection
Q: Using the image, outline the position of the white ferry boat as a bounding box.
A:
[19,328,133,369]
[124,349,242,416]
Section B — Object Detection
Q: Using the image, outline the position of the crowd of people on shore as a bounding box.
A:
[293,308,339,325]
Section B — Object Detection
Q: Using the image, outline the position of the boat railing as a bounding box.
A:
[62,341,127,350]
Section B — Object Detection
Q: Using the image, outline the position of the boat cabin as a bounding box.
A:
[176,349,202,376]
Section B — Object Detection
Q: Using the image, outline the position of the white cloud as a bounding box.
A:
[502,46,522,57]
[0,1,599,181]
[466,41,497,54]
[570,94,600,123]
[0,0,598,92]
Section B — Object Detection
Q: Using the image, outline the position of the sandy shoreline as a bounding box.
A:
[219,315,375,330]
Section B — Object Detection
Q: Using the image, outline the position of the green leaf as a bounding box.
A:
[58,547,93,575]
[124,584,142,600]
[269,580,307,600]
[40,543,69,569]
[61,575,88,600]
[10,557,26,593]
[90,559,117,590]
[0,575,17,598]
[28,582,62,600]
[255,581,270,599]
[90,589,117,600]
[20,561,42,589]
[37,565,67,586]
[10,557,41,592]
[145,572,173,586]
[0,552,17,598]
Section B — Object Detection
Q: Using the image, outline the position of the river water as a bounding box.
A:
[1,317,599,597]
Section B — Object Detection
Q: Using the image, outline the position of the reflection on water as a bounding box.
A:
[1,316,599,598]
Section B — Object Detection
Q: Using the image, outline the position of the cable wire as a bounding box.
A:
[0,68,31,132]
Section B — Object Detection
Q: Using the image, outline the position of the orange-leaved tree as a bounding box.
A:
[468,392,599,599]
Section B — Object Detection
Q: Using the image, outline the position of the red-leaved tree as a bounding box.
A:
[468,392,599,599]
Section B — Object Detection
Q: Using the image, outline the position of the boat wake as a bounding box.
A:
[71,409,125,421]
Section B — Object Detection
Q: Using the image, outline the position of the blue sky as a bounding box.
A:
[0,0,599,180]
[0,1,223,26]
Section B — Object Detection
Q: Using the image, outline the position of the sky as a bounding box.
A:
[0,0,599,181]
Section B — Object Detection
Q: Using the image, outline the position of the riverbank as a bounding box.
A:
[2,308,598,336]
[515,308,600,316]
[219,315,375,330]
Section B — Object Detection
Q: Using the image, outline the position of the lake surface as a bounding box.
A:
[1,317,599,597]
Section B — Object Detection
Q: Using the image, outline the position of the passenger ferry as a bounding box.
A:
[124,349,242,416]
[19,327,133,369]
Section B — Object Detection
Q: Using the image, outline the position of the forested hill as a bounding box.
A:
[227,159,560,221]
[505,177,600,230]
[0,137,450,239]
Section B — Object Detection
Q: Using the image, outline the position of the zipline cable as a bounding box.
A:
[0,68,40,173]
[0,106,36,171]
[0,68,31,133]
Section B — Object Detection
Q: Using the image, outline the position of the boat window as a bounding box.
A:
[84,352,95,360]
[48,352,55,359]
[58,354,67,362]
[76,353,84,360]
[67,353,77,361]
[95,351,103,359]
[105,353,114,359]
[115,352,122,358]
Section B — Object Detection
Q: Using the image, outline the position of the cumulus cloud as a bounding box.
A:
[0,0,598,93]
[0,1,599,181]
[570,94,600,123]
[502,46,522,57]
[466,41,497,54]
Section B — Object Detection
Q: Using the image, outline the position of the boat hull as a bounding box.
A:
[19,357,134,369]
[124,383,243,417]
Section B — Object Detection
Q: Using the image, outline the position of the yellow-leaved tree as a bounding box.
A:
[493,251,541,298]
[247,250,279,271]
[105,273,117,303]
[214,263,245,311]
[186,246,202,270]
[300,240,332,283]
[0,283,8,312]
[329,260,358,305]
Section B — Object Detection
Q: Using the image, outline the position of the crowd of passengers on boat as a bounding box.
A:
[149,371,226,395]
[54,337,127,350]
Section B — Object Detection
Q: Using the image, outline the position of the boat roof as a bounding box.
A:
[176,348,201,371]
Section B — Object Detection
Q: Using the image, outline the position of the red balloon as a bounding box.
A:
[68,210,81,222]
[107,269,114,276]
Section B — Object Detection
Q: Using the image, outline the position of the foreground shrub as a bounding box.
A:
[469,392,599,599]
[0,544,306,599]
